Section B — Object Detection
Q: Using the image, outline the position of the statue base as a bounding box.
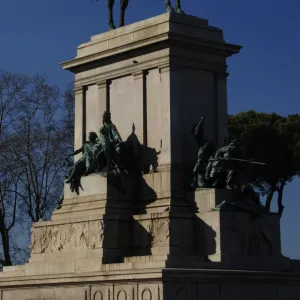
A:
[1,176,300,299]
[2,268,300,300]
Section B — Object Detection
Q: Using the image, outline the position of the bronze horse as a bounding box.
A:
[107,0,184,30]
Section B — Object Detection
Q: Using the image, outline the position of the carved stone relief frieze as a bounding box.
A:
[150,219,170,248]
[132,218,170,250]
[89,221,105,249]
[31,220,104,254]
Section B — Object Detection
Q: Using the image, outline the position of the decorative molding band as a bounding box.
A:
[215,71,229,80]
[73,56,226,88]
[74,86,84,95]
[158,63,171,74]
[97,80,107,89]
[132,70,149,80]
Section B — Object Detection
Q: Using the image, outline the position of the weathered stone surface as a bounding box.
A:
[196,210,290,271]
[62,14,240,160]
[30,220,103,254]
[1,12,299,300]
[1,269,300,299]
[187,188,233,213]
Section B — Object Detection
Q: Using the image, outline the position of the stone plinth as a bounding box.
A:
[196,210,290,271]
[1,183,300,298]
[1,262,300,300]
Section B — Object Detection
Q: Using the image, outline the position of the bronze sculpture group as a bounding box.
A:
[105,0,184,30]
[191,116,265,191]
[63,111,131,194]
[190,116,266,214]
[62,112,266,214]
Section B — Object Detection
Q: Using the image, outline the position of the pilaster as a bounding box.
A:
[132,70,148,145]
[74,86,85,155]
[215,71,229,147]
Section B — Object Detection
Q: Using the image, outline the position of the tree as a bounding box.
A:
[0,70,74,267]
[229,110,300,217]
[2,74,67,222]
[0,71,31,266]
[62,82,75,150]
[0,172,19,266]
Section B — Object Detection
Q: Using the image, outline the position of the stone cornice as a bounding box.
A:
[132,70,148,80]
[61,13,241,74]
[72,54,226,89]
[62,35,241,73]
[158,63,170,74]
[73,86,83,95]
[215,71,229,80]
[61,33,170,72]
[97,80,107,89]
[73,56,170,89]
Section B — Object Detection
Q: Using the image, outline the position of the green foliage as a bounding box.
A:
[228,110,300,216]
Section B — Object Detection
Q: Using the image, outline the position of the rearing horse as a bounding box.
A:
[107,0,184,30]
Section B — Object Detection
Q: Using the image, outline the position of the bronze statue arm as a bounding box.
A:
[68,146,84,157]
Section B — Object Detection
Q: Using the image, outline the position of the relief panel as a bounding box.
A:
[31,220,104,254]
[150,219,170,248]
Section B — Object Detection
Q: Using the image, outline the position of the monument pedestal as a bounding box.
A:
[1,13,300,300]
[1,182,299,299]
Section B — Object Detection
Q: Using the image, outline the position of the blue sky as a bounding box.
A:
[1,0,299,258]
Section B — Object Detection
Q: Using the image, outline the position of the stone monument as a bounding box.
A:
[1,12,300,300]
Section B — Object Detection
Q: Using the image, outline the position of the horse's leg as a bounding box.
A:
[175,0,184,14]
[108,0,116,30]
[165,0,174,13]
[119,0,129,27]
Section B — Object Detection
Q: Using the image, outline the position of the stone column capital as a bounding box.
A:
[97,80,107,89]
[158,63,171,74]
[132,70,148,80]
[215,71,229,80]
[73,86,84,95]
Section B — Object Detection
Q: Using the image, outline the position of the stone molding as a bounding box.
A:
[61,13,240,73]
[73,54,227,89]
[1,269,300,291]
[74,86,84,95]
[97,80,107,89]
[73,55,170,88]
[132,70,148,80]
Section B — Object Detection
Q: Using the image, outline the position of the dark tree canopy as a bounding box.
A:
[228,110,300,217]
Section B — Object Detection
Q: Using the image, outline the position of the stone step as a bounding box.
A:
[124,255,168,263]
[2,265,25,273]
[51,206,128,221]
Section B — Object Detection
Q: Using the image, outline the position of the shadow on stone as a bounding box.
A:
[194,214,217,262]
[142,145,161,174]
[102,127,158,263]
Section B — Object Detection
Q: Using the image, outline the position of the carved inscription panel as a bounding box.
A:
[85,284,163,300]
[2,283,300,300]
[31,220,104,254]
[2,286,83,300]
